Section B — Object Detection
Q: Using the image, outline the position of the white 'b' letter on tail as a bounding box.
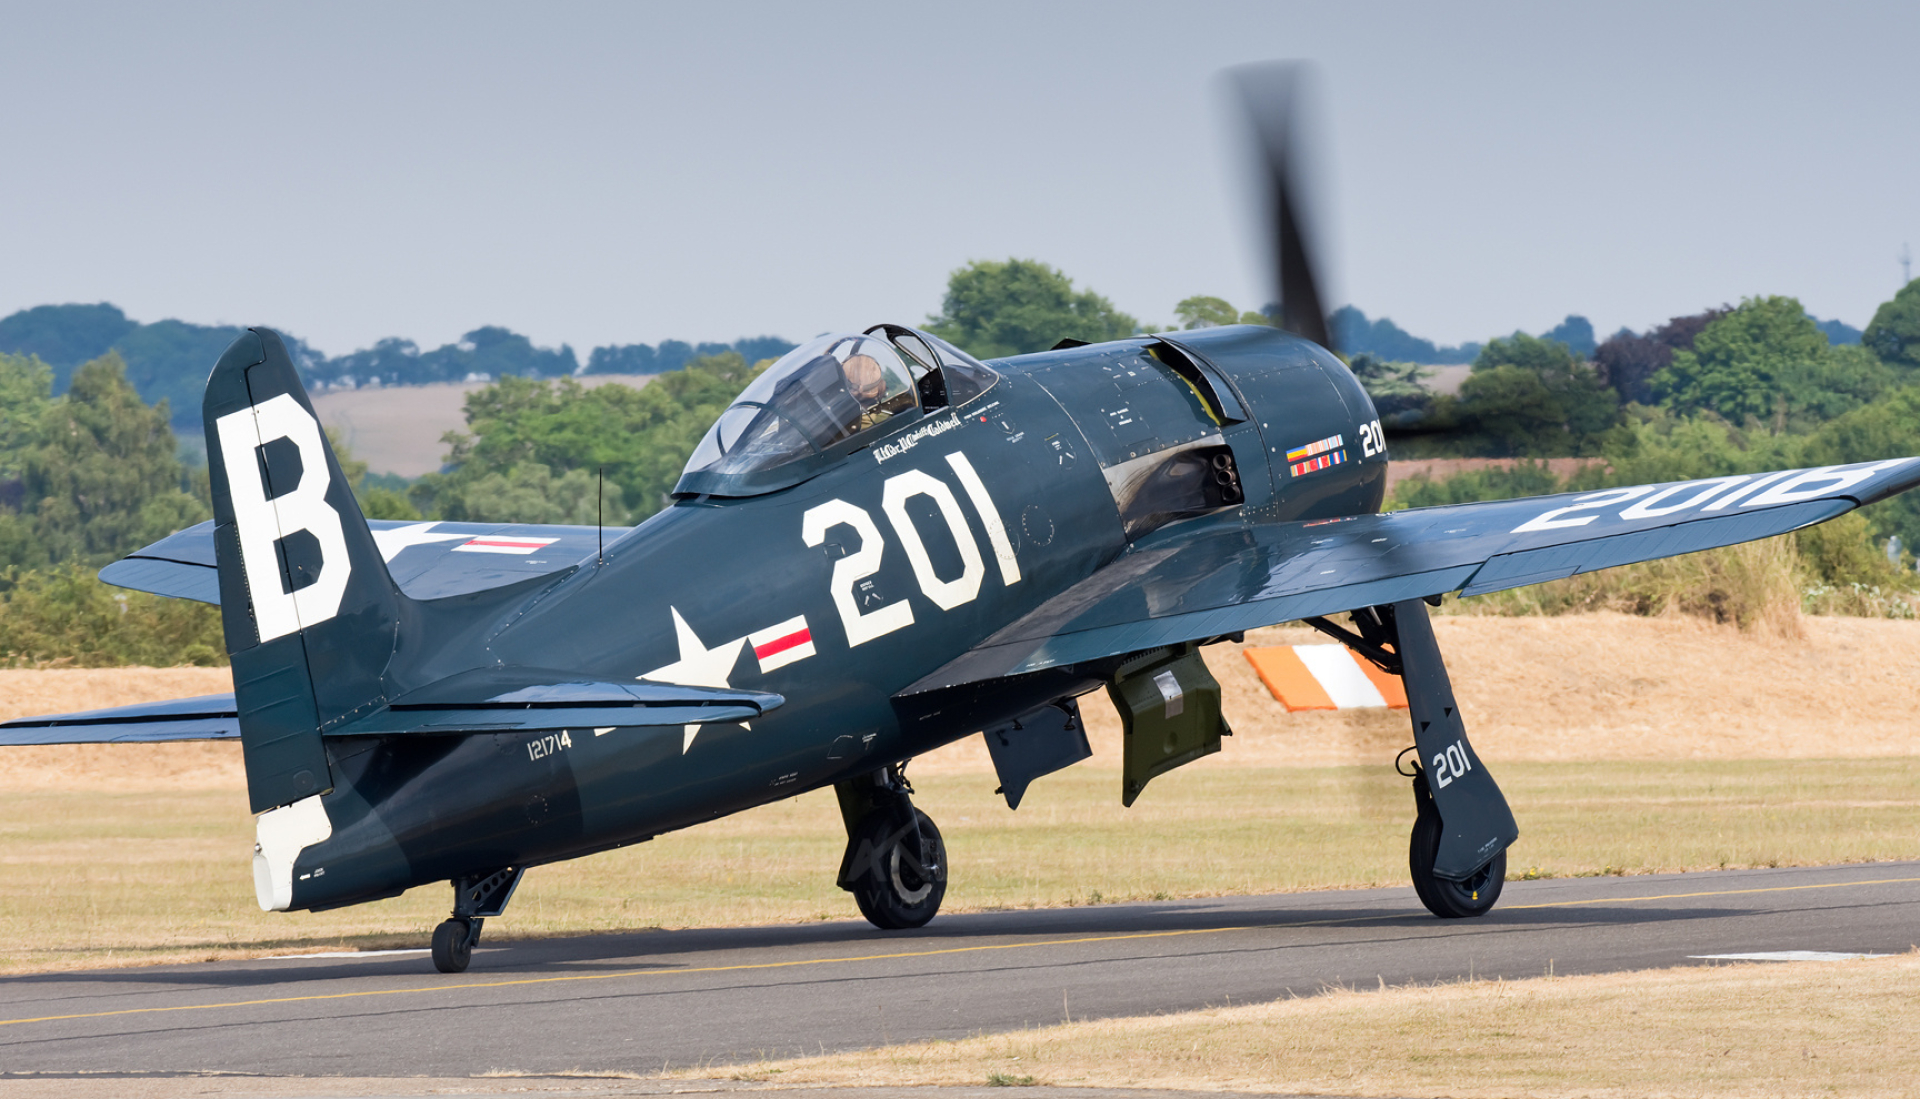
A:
[215,394,352,643]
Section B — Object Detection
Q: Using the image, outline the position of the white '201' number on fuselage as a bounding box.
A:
[802,451,1021,648]
[1358,419,1385,458]
[1431,738,1472,788]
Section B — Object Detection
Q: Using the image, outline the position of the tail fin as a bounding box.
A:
[204,328,405,812]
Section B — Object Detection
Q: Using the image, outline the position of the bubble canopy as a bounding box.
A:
[675,325,998,498]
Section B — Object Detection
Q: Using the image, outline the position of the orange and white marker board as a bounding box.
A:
[1243,644,1409,712]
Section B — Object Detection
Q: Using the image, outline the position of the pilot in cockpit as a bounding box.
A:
[677,329,997,490]
[845,351,915,432]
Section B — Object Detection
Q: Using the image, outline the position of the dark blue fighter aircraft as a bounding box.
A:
[8,66,1920,974]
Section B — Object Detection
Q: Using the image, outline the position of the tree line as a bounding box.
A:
[0,302,793,427]
[2,258,1917,663]
[0,352,224,664]
[1384,280,1920,616]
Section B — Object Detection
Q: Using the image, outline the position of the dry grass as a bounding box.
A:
[1445,537,1811,636]
[927,611,1920,772]
[1,613,1916,974]
[706,953,1920,1097]
[0,667,239,790]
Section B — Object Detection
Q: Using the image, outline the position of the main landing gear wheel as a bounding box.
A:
[1408,810,1505,918]
[432,917,480,973]
[849,807,947,930]
[1399,746,1504,919]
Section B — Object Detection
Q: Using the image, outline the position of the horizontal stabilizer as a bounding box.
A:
[0,677,781,746]
[99,553,221,604]
[327,701,766,736]
[0,693,240,745]
[101,518,632,607]
[327,668,784,736]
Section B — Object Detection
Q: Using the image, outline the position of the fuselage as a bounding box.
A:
[286,325,1388,911]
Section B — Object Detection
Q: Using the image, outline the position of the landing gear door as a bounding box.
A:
[1391,599,1518,879]
[1110,646,1228,807]
[983,699,1092,810]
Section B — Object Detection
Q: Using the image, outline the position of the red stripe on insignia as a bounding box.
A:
[466,538,551,548]
[754,629,811,660]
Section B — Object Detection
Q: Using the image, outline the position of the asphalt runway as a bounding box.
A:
[3,862,1917,1079]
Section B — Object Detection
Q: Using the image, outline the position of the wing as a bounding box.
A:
[907,458,1920,693]
[0,674,781,746]
[100,518,634,605]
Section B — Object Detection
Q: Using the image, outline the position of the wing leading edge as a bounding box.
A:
[906,458,1920,693]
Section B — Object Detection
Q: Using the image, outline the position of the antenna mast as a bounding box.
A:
[1902,243,1913,286]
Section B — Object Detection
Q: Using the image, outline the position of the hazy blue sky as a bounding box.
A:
[3,1,1915,357]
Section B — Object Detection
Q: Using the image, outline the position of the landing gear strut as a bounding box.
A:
[834,764,947,930]
[431,865,523,973]
[1317,599,1518,919]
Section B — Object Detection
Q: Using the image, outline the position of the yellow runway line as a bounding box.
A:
[1501,876,1920,909]
[4,874,1916,1030]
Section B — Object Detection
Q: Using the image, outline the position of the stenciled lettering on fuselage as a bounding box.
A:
[213,394,350,643]
[1510,461,1908,535]
[526,730,573,761]
[871,411,965,465]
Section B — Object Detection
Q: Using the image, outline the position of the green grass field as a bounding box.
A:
[3,758,1916,973]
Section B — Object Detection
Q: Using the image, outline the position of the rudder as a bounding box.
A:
[204,328,404,812]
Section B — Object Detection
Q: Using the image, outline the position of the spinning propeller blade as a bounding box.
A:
[1230,62,1474,443]
[1230,61,1332,352]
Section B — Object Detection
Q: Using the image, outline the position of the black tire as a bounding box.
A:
[1409,812,1505,919]
[848,807,947,930]
[432,918,474,973]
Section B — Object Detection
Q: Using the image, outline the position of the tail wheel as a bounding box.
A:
[432,917,476,973]
[849,808,947,930]
[1409,811,1505,918]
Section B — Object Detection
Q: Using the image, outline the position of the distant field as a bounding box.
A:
[1423,362,1472,396]
[309,373,654,477]
[1384,456,1604,494]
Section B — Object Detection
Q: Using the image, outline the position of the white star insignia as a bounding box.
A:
[371,521,467,563]
[639,607,748,753]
